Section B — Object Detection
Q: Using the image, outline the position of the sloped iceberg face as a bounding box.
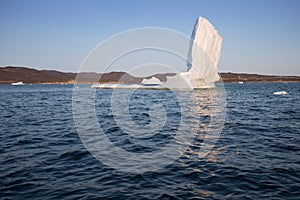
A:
[166,17,223,88]
[188,17,222,88]
[187,17,222,73]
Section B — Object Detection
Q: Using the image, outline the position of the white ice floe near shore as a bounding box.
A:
[91,83,165,89]
[11,82,24,85]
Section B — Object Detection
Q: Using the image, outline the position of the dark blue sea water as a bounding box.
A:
[0,83,299,199]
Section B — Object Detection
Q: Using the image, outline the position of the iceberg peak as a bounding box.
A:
[165,16,223,89]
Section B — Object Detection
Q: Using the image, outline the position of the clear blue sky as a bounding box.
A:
[0,0,299,75]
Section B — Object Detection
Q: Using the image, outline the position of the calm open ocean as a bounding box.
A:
[0,83,299,199]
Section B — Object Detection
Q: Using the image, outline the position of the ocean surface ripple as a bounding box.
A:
[0,83,299,199]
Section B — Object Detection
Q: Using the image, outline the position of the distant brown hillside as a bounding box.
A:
[0,66,76,84]
[0,66,299,84]
[220,72,300,82]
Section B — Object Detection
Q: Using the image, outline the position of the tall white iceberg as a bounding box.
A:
[166,17,223,88]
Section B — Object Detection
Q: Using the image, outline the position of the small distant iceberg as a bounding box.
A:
[141,77,162,86]
[238,81,244,84]
[11,81,24,86]
[273,91,287,95]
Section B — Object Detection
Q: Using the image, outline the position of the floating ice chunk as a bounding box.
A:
[141,77,162,85]
[273,91,287,95]
[12,81,24,85]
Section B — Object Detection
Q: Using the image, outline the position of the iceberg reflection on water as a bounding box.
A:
[73,84,226,173]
